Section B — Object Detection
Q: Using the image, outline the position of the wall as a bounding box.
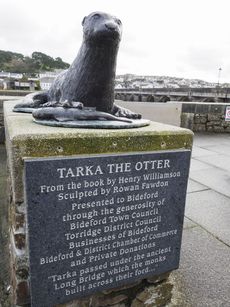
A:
[0,91,31,144]
[180,102,230,132]
[0,97,21,143]
[0,90,32,96]
[0,100,4,143]
[1,98,230,145]
[117,101,182,127]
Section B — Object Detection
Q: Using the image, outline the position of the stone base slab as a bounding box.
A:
[4,101,193,306]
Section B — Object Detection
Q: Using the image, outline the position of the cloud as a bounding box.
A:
[1,0,230,82]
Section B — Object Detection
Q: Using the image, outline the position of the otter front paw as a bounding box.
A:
[62,101,84,109]
[14,99,44,109]
[112,104,141,119]
[13,91,49,110]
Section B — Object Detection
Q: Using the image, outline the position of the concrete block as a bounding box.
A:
[4,100,193,306]
[4,101,192,204]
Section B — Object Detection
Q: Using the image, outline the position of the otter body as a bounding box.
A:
[48,12,121,113]
[33,107,132,123]
[14,12,140,120]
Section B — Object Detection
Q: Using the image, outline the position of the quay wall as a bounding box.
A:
[1,95,230,145]
[0,97,21,143]
[180,102,230,132]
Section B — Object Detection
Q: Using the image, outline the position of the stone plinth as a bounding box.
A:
[4,101,193,306]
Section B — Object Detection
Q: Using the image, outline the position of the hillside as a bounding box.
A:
[115,74,227,89]
[0,50,70,73]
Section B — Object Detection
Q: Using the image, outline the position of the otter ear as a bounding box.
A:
[82,17,86,26]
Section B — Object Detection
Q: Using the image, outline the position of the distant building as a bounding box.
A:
[39,69,63,79]
[39,70,64,90]
[115,76,124,82]
[40,76,56,90]
[14,80,37,91]
[2,79,15,90]
[0,79,4,89]
[0,72,23,79]
[140,83,153,89]
[115,83,124,89]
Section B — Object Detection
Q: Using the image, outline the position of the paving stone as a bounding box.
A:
[196,154,230,172]
[186,179,209,194]
[189,158,213,172]
[172,227,230,307]
[192,133,230,147]
[183,217,197,229]
[189,167,230,198]
[191,146,217,158]
[202,144,230,156]
[185,190,230,245]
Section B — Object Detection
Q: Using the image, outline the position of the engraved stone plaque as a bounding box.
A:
[25,150,191,307]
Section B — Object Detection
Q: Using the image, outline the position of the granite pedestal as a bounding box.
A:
[4,101,193,306]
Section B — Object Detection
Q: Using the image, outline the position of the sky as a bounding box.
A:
[1,0,230,83]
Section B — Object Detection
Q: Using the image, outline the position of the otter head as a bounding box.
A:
[82,11,122,44]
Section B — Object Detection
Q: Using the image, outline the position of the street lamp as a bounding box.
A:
[217,67,222,87]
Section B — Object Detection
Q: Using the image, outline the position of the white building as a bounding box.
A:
[40,76,56,90]
[0,72,23,79]
[39,70,65,90]
[115,83,124,89]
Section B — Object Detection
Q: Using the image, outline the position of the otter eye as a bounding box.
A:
[92,13,100,19]
[116,19,122,25]
[82,16,86,26]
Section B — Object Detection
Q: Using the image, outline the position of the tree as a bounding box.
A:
[0,49,70,73]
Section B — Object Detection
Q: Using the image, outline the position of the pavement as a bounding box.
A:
[173,133,230,307]
[0,133,230,306]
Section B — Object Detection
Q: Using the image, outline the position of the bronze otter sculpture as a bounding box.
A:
[14,12,141,121]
